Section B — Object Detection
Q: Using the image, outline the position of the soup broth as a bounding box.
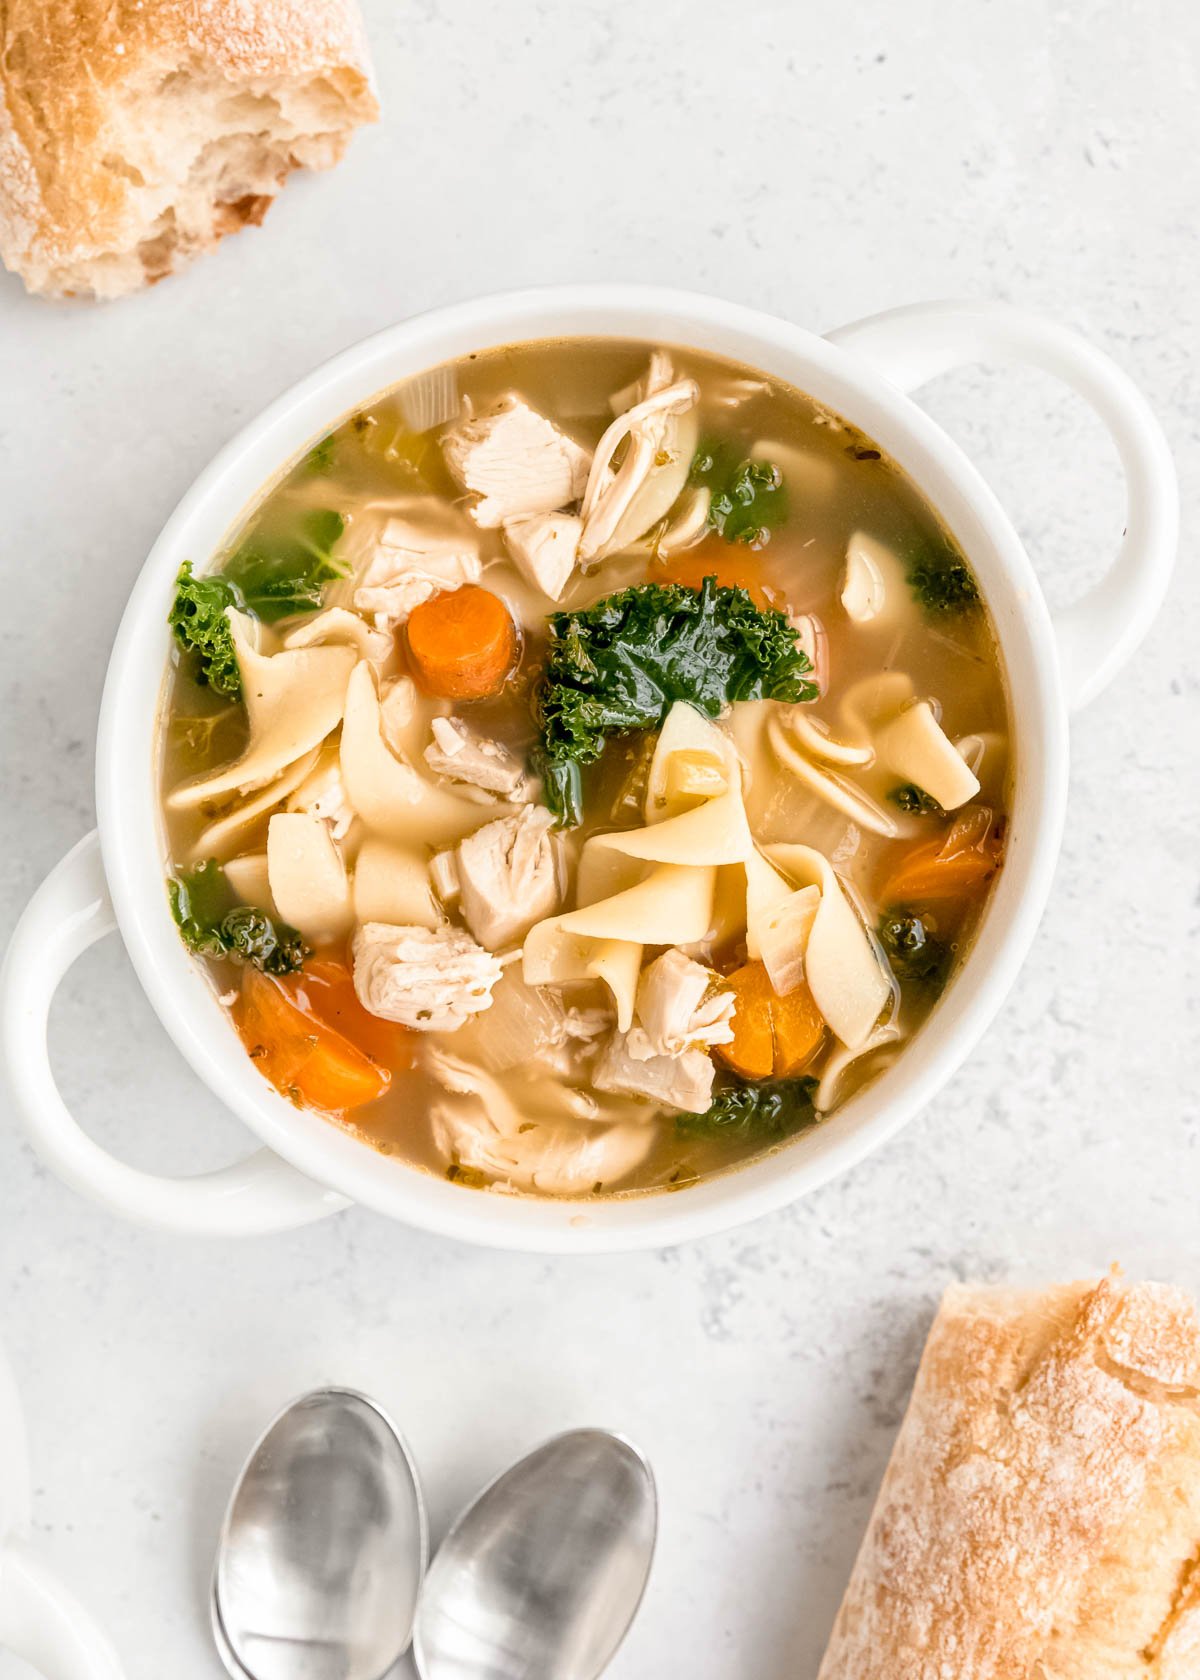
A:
[160,338,1012,1199]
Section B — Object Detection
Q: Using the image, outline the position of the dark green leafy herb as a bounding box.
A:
[689,441,788,546]
[168,562,243,697]
[168,861,308,975]
[677,1076,819,1141]
[532,577,817,824]
[907,541,980,616]
[879,912,947,983]
[303,435,336,474]
[223,508,347,624]
[888,783,944,816]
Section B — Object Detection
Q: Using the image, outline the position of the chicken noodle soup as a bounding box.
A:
[160,339,1012,1198]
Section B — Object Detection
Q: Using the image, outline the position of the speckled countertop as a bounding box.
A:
[1,2,1197,1675]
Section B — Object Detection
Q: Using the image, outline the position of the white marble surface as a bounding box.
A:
[1,2,1197,1675]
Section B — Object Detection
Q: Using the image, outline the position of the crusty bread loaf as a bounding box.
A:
[0,0,379,299]
[818,1275,1200,1679]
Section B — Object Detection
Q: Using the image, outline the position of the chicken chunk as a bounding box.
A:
[426,1048,653,1194]
[431,1088,653,1195]
[456,804,563,950]
[579,363,699,562]
[502,511,582,600]
[423,716,526,797]
[352,922,502,1032]
[441,397,591,527]
[353,514,482,629]
[592,1030,715,1115]
[624,949,735,1062]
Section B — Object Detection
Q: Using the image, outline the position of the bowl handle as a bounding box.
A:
[825,300,1178,710]
[0,1539,125,1680]
[2,831,350,1235]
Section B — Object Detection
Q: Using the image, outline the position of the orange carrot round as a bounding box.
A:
[717,960,825,1081]
[406,585,518,699]
[881,806,1003,907]
[234,965,391,1115]
[293,956,417,1073]
[718,961,776,1079]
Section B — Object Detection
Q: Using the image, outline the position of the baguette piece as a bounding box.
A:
[818,1275,1200,1679]
[0,0,379,299]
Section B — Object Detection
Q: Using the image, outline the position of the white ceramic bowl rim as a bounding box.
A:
[4,284,1177,1251]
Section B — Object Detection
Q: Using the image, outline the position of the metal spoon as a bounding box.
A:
[414,1428,657,1680]
[212,1388,427,1680]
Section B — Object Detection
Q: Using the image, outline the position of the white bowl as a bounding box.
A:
[1,288,1177,1251]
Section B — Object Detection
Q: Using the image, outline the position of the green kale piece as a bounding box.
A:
[906,540,980,616]
[168,562,243,698]
[878,912,947,983]
[168,861,308,975]
[888,783,944,816]
[689,440,788,546]
[223,508,347,624]
[676,1076,819,1141]
[531,577,817,825]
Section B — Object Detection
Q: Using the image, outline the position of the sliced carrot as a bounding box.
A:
[881,806,1004,906]
[233,965,390,1115]
[654,543,781,611]
[406,585,518,699]
[291,955,418,1073]
[717,960,825,1080]
[718,961,776,1079]
[772,983,826,1076]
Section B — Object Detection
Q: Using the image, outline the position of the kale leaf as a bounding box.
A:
[168,562,243,697]
[689,441,788,546]
[906,539,980,616]
[677,1075,819,1141]
[168,860,308,975]
[532,577,817,824]
[878,912,947,983]
[888,783,944,816]
[223,508,347,624]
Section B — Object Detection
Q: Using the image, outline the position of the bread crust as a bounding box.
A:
[818,1276,1200,1679]
[0,0,379,297]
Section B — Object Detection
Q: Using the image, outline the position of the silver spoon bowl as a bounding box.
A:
[212,1387,427,1680]
[414,1428,656,1680]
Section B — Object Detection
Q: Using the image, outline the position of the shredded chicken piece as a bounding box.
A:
[286,752,355,841]
[423,716,526,797]
[608,351,676,415]
[456,804,563,950]
[579,372,700,562]
[353,515,482,628]
[624,949,735,1062]
[502,511,582,600]
[563,1006,612,1043]
[592,1030,716,1114]
[352,922,502,1032]
[441,397,591,527]
[523,1004,613,1078]
[426,1046,655,1194]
